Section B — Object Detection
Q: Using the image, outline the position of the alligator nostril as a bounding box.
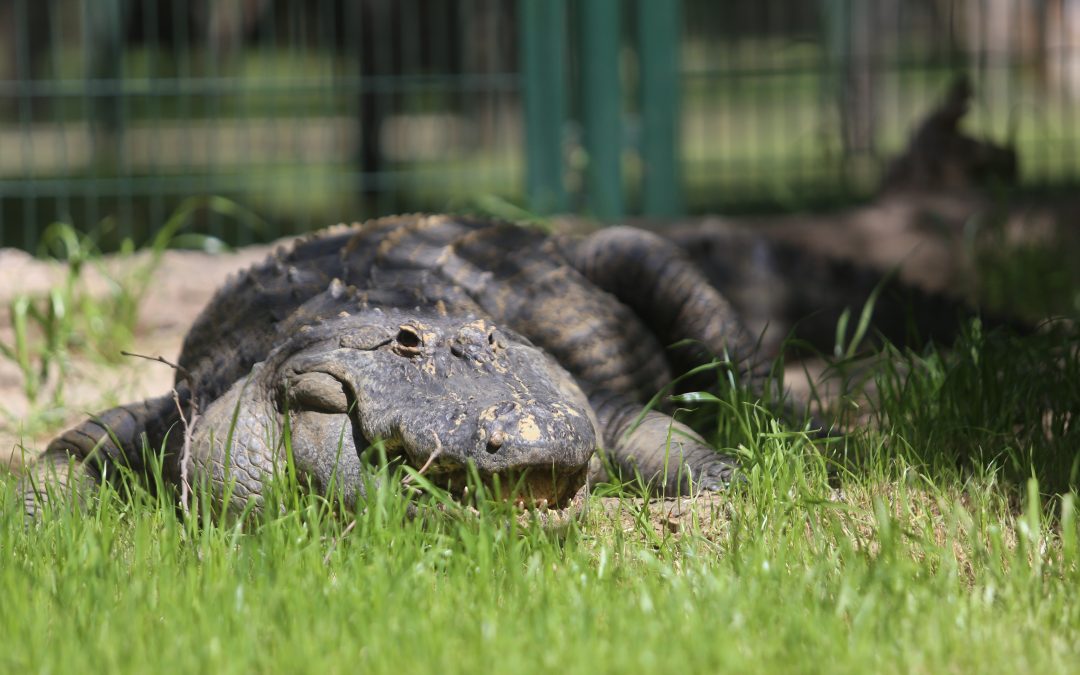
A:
[486,430,507,454]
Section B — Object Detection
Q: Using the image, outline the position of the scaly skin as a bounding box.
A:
[26,215,765,516]
[665,222,1033,358]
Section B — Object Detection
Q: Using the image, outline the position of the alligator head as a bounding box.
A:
[187,285,599,512]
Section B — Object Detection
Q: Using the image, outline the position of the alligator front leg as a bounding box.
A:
[588,390,737,496]
[21,392,182,517]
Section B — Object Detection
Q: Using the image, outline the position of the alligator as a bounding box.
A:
[665,221,1008,359]
[25,215,787,516]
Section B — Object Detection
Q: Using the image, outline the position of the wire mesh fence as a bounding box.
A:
[680,0,1080,212]
[1,0,1078,252]
[1,0,523,250]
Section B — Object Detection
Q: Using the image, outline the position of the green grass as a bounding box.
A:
[5,476,1077,673]
[0,221,146,430]
[3,209,1080,673]
[4,317,1080,674]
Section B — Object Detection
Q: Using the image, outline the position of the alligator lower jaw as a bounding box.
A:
[427,467,588,510]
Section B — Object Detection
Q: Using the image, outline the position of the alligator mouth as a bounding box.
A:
[372,436,588,509]
[416,465,587,510]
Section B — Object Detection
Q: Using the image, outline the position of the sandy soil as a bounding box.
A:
[0,244,273,469]
[0,192,1063,472]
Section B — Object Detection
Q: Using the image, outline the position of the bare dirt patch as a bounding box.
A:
[0,244,272,469]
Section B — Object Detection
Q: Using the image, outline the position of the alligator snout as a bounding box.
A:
[479,401,536,455]
[399,396,594,507]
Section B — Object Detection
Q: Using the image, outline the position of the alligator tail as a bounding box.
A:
[21,391,185,517]
[668,227,1031,358]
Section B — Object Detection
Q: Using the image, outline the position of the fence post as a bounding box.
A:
[637,0,682,216]
[520,0,568,214]
[579,0,623,220]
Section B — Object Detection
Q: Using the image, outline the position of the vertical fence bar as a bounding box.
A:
[579,0,623,219]
[13,0,35,248]
[820,0,849,189]
[637,0,682,216]
[520,0,568,214]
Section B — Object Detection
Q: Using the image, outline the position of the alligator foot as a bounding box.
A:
[589,401,739,497]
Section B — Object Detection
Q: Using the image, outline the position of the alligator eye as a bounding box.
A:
[394,326,423,357]
[397,326,421,347]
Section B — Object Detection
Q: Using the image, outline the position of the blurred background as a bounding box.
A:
[1,0,1078,252]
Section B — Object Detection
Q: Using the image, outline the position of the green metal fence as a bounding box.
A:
[2,0,1079,251]
[1,0,526,250]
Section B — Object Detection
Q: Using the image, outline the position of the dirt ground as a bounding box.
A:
[0,190,1065,473]
[0,244,272,469]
